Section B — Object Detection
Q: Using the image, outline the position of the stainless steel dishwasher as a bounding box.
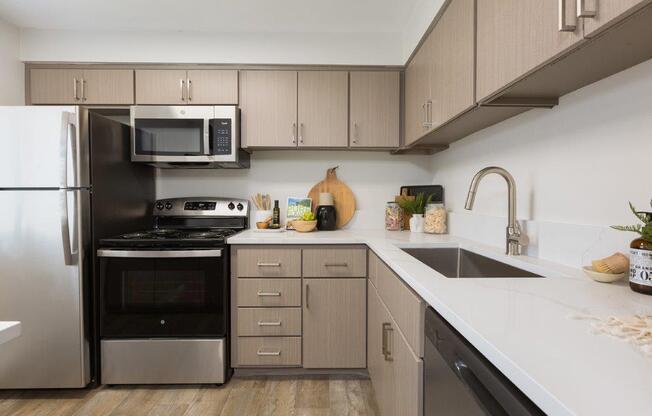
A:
[424,307,545,415]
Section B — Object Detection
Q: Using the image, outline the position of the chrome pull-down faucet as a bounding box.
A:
[464,167,528,256]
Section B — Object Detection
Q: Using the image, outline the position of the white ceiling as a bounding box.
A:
[0,0,419,33]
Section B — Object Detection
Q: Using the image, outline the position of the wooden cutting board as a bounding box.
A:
[307,166,356,229]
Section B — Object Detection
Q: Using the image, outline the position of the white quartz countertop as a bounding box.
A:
[228,229,652,416]
[0,321,21,345]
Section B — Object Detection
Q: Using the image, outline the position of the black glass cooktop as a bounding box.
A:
[100,228,239,248]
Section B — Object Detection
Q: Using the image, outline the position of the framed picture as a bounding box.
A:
[286,197,312,229]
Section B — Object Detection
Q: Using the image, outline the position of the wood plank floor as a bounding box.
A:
[0,375,379,416]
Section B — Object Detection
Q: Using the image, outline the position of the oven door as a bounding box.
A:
[130,106,213,163]
[98,249,227,338]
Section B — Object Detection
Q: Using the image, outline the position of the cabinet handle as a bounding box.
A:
[257,262,281,267]
[257,321,282,326]
[421,103,427,128]
[324,262,348,267]
[577,0,596,18]
[257,349,281,356]
[257,291,281,297]
[558,0,577,32]
[382,322,394,361]
[426,100,432,127]
[81,79,87,102]
[352,122,359,144]
[73,78,79,101]
[305,283,310,309]
[187,79,192,101]
[292,122,297,144]
[180,79,186,101]
[299,123,304,144]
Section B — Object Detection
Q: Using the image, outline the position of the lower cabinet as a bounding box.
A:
[368,280,423,416]
[302,278,367,368]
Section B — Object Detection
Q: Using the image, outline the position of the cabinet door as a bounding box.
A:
[349,71,400,148]
[303,278,366,368]
[81,70,134,105]
[297,71,348,148]
[239,70,298,148]
[368,281,395,416]
[30,69,83,104]
[135,70,187,104]
[404,37,432,146]
[583,0,651,37]
[476,0,585,101]
[186,70,238,104]
[429,0,475,130]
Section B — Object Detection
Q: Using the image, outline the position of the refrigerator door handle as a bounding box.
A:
[60,190,78,266]
[60,111,78,188]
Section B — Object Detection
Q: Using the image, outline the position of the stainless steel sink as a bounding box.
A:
[402,248,542,278]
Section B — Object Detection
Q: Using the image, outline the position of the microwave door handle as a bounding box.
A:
[204,118,211,155]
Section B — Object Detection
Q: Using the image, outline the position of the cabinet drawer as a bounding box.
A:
[235,247,301,278]
[377,259,425,357]
[303,246,367,278]
[236,337,301,367]
[236,279,302,307]
[237,307,301,337]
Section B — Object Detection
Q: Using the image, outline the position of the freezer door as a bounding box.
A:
[0,106,83,189]
[0,189,90,388]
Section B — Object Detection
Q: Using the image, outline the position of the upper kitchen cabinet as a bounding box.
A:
[404,0,474,146]
[239,70,298,148]
[297,71,348,148]
[135,69,238,105]
[350,71,400,148]
[30,69,134,105]
[582,0,652,37]
[476,0,585,102]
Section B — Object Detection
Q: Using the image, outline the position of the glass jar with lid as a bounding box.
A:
[385,202,403,231]
[424,202,447,234]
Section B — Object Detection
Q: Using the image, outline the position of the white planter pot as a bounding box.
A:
[409,214,424,233]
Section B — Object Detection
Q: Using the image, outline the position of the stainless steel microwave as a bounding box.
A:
[130,105,249,168]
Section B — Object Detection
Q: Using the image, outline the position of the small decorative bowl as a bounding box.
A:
[292,220,317,233]
[256,221,270,229]
[582,266,626,283]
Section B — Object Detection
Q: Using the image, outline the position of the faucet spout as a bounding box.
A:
[464,167,526,255]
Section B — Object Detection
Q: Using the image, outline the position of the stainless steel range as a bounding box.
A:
[97,197,248,385]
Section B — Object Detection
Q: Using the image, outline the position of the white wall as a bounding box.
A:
[0,19,24,105]
[401,0,445,62]
[156,151,432,229]
[430,59,652,268]
[19,29,403,65]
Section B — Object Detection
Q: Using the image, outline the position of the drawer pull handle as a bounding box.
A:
[324,262,348,267]
[257,349,281,356]
[257,291,281,297]
[257,262,281,267]
[382,322,394,362]
[257,321,282,326]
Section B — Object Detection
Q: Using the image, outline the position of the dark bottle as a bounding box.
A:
[271,200,281,229]
[629,237,652,295]
[316,205,337,231]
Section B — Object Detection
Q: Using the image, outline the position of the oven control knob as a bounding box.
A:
[156,202,164,210]
[165,202,173,210]
[228,202,235,210]
[160,320,166,325]
[237,203,244,211]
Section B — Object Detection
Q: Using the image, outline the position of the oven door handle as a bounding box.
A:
[97,249,223,258]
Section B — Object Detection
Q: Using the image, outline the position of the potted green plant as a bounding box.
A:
[398,193,431,233]
[612,200,652,295]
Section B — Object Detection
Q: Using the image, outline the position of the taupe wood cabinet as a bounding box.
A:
[302,278,366,368]
[239,70,298,148]
[476,0,585,102]
[30,69,134,105]
[297,71,349,148]
[583,0,652,37]
[349,71,400,148]
[231,245,367,369]
[404,0,474,145]
[135,69,238,105]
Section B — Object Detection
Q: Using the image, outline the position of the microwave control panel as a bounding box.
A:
[210,119,232,155]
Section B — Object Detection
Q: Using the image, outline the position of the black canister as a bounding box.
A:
[316,205,337,231]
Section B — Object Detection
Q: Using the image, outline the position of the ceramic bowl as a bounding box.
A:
[582,266,626,283]
[292,220,317,233]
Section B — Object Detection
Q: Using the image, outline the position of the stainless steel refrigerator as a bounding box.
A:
[0,106,154,388]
